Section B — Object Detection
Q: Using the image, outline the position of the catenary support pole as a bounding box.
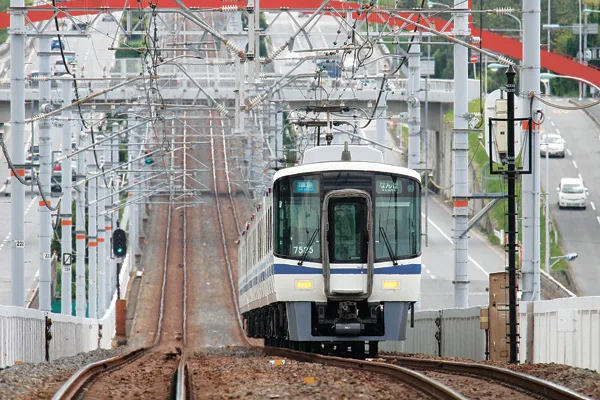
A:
[128,112,139,268]
[521,0,541,301]
[88,134,98,319]
[453,0,470,307]
[111,122,119,291]
[505,66,519,363]
[75,128,87,317]
[10,0,26,307]
[97,141,107,316]
[60,80,73,315]
[38,37,52,311]
[407,39,421,170]
[103,134,113,307]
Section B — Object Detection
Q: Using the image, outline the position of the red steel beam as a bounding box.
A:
[1,0,599,86]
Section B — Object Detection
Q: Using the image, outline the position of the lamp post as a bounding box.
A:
[550,252,578,270]
[579,0,583,100]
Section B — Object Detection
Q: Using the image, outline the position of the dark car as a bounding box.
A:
[50,174,62,196]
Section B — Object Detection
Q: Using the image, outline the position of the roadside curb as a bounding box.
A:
[568,98,600,128]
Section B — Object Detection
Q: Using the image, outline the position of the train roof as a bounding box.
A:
[273,161,421,183]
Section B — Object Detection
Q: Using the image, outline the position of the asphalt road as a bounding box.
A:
[0,15,119,305]
[540,98,600,296]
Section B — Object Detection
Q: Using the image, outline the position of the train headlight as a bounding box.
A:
[383,280,400,290]
[295,280,313,290]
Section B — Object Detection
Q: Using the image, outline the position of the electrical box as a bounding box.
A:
[495,99,508,157]
[488,272,511,361]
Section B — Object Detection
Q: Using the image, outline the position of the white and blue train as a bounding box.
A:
[238,143,422,356]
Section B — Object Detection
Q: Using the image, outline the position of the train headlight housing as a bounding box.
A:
[295,280,313,290]
[383,280,399,290]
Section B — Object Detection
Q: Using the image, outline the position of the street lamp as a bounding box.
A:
[549,252,578,270]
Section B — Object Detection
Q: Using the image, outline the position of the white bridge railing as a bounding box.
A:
[0,232,133,368]
[381,297,600,372]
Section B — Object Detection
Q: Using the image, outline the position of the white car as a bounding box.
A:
[557,177,587,209]
[541,133,566,158]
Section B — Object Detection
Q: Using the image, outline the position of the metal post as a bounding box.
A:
[112,122,119,291]
[377,88,388,164]
[75,128,86,317]
[88,135,98,319]
[547,0,551,95]
[38,37,52,311]
[104,134,113,305]
[505,66,519,364]
[127,112,139,268]
[545,142,550,274]
[60,80,73,315]
[579,0,583,100]
[424,37,430,247]
[453,0,470,307]
[521,0,541,301]
[584,12,588,98]
[9,0,26,307]
[247,0,256,83]
[407,39,421,169]
[96,134,107,316]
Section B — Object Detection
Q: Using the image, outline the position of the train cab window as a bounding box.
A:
[374,175,421,261]
[274,175,321,261]
[329,199,366,263]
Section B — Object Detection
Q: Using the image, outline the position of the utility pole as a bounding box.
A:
[127,112,139,268]
[453,0,470,307]
[407,38,421,170]
[505,66,519,363]
[38,37,52,311]
[9,0,26,307]
[88,133,98,319]
[521,0,541,301]
[75,128,87,317]
[60,80,73,315]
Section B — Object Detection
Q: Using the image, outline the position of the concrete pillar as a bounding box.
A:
[408,41,421,170]
[521,0,542,301]
[75,128,87,317]
[38,36,52,311]
[88,134,98,319]
[453,0,470,308]
[60,80,73,315]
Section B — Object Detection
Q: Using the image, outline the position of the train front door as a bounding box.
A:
[322,190,373,299]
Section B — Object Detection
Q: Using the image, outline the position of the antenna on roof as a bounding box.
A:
[341,141,351,161]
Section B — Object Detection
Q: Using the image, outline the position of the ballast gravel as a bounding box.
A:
[0,348,122,399]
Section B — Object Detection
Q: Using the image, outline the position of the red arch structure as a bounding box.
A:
[1,0,599,86]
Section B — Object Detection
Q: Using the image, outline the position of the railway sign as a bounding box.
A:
[470,53,479,63]
[63,253,72,266]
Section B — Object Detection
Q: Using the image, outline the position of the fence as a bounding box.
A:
[0,210,133,368]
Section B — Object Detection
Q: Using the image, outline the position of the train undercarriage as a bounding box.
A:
[244,301,385,358]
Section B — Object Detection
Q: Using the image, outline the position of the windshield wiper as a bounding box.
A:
[298,228,319,266]
[379,226,398,265]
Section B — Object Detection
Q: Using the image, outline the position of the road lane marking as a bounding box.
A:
[573,161,578,169]
[430,274,436,279]
[591,202,596,211]
[567,149,572,157]
[556,128,561,135]
[550,121,555,127]
[597,216,600,225]
[578,173,583,181]
[424,214,490,277]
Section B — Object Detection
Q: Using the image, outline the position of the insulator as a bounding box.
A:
[220,5,238,12]
[497,55,514,66]
[216,103,230,117]
[265,45,286,64]
[224,40,244,58]
[492,7,515,15]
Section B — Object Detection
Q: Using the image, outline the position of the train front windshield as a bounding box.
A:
[274,172,421,262]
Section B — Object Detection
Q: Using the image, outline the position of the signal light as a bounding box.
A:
[112,228,127,258]
[145,150,154,165]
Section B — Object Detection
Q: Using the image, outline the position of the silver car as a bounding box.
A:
[557,177,587,209]
[541,133,566,158]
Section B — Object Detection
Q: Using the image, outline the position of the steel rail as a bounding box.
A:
[263,348,466,400]
[52,348,150,400]
[382,356,593,400]
[208,109,243,332]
